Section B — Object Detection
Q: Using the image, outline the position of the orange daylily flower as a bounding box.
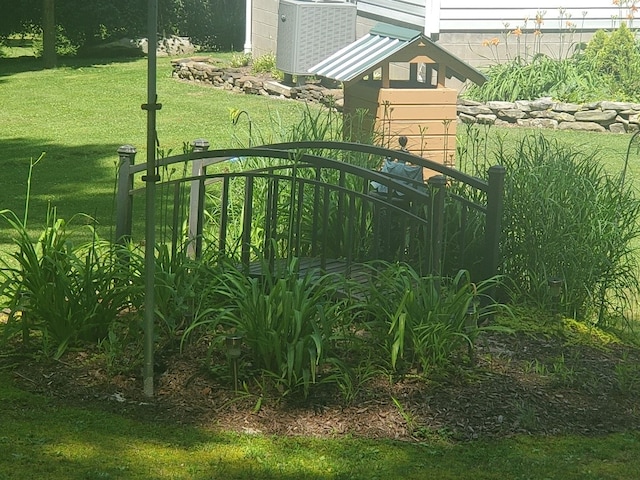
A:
[511,27,523,36]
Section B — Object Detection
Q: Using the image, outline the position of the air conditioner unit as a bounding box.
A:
[276,0,356,77]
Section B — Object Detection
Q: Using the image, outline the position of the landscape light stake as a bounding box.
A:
[548,277,564,315]
[465,300,479,365]
[226,334,243,392]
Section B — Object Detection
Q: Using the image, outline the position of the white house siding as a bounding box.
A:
[432,1,629,67]
[252,0,279,57]
[251,0,634,67]
[357,0,426,28]
[435,1,627,33]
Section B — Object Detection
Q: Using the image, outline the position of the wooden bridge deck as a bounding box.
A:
[247,257,372,285]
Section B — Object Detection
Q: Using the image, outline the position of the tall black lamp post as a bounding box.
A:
[142,0,162,397]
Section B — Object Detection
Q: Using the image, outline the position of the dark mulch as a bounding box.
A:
[5,330,640,442]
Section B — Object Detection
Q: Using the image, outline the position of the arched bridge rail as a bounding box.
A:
[115,141,505,282]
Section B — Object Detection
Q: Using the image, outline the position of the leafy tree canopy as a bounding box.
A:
[0,0,244,52]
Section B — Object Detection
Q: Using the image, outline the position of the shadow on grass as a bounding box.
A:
[0,137,124,243]
[0,54,143,80]
[0,375,422,480]
[2,373,640,480]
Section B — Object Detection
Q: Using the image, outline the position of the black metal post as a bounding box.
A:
[188,138,210,259]
[115,145,137,244]
[484,165,506,282]
[428,175,447,276]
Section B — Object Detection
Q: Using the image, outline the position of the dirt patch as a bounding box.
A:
[5,331,640,442]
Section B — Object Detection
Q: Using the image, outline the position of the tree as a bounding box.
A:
[42,0,56,68]
[0,0,244,55]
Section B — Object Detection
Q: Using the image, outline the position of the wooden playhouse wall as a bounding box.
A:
[344,82,458,168]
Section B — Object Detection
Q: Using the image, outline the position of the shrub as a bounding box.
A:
[32,26,79,58]
[582,23,640,100]
[251,52,282,79]
[0,208,135,358]
[465,24,640,103]
[357,263,504,373]
[230,51,252,68]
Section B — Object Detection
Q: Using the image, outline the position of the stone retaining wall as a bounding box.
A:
[172,57,344,109]
[173,57,638,134]
[458,98,640,133]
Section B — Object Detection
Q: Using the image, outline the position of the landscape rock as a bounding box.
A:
[518,118,559,129]
[529,97,554,111]
[553,102,581,113]
[83,37,145,57]
[476,114,497,125]
[609,123,627,134]
[574,110,617,124]
[138,36,196,56]
[530,110,575,122]
[558,121,606,132]
[514,100,532,112]
[264,80,296,98]
[583,101,601,110]
[616,115,630,128]
[601,101,633,111]
[487,101,515,110]
[458,98,484,106]
[458,105,493,116]
[497,108,526,122]
[459,113,478,124]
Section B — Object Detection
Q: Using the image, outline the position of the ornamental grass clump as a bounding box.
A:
[0,156,135,358]
[495,133,640,324]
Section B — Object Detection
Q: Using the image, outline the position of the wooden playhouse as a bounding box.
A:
[310,23,487,169]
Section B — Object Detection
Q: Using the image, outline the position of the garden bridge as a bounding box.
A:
[115,140,505,284]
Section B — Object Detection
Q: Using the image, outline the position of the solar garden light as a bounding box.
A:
[464,300,479,365]
[225,334,243,392]
[465,301,478,330]
[547,277,564,314]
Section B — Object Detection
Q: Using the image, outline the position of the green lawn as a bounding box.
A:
[0,54,304,243]
[1,373,639,480]
[2,54,640,478]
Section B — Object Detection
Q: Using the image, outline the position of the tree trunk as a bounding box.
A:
[43,0,56,69]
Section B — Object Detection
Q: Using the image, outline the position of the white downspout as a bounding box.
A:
[244,0,253,53]
[424,0,441,39]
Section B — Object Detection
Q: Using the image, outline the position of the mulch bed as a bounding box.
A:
[5,331,640,442]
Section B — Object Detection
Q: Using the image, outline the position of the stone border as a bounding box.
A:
[173,57,637,134]
[458,98,640,134]
[171,57,344,109]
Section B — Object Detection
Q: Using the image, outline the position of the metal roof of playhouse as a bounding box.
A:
[309,23,487,85]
